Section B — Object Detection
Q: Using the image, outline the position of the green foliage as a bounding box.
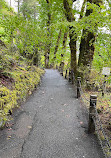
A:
[0,66,44,127]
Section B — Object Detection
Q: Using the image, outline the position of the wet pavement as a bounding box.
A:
[0,69,104,158]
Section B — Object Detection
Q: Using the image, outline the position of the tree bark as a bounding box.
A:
[60,29,68,75]
[22,0,27,18]
[63,0,77,75]
[10,0,11,6]
[78,31,95,67]
[53,29,62,61]
[80,0,87,19]
[63,31,68,50]
[78,0,103,68]
[18,0,20,14]
[45,0,51,68]
[33,46,39,66]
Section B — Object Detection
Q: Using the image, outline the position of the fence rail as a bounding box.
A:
[61,69,111,158]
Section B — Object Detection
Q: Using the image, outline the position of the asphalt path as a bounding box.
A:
[0,69,104,158]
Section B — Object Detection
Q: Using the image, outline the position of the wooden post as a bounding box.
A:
[56,65,58,69]
[77,77,81,98]
[59,66,61,72]
[69,69,71,82]
[102,75,107,96]
[65,70,67,79]
[61,62,64,76]
[71,70,74,84]
[60,67,63,76]
[88,95,97,133]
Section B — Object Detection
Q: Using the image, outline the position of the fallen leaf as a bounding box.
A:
[39,105,43,108]
[6,123,13,128]
[7,136,11,140]
[29,91,32,95]
[27,126,32,129]
[8,136,11,138]
[8,128,12,131]
[63,104,68,106]
[66,115,70,118]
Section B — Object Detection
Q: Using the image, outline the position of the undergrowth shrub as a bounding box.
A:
[0,66,44,127]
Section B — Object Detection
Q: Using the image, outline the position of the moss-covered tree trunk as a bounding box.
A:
[78,0,103,68]
[60,29,68,75]
[18,0,20,14]
[45,0,51,68]
[63,0,77,75]
[53,29,62,62]
[80,0,87,19]
[78,31,95,67]
[32,46,39,66]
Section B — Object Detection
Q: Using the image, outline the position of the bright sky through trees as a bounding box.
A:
[5,0,18,11]
[5,0,84,13]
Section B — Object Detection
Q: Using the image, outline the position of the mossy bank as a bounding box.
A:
[0,66,45,128]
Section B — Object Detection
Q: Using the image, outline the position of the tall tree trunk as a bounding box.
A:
[78,31,95,67]
[34,5,36,22]
[63,0,77,75]
[53,29,62,62]
[45,0,51,68]
[18,0,20,14]
[10,0,11,6]
[80,0,87,19]
[78,0,103,68]
[62,31,68,50]
[60,29,68,75]
[10,31,13,54]
[69,26,77,75]
[32,46,39,66]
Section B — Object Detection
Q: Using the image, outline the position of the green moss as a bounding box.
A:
[0,66,44,127]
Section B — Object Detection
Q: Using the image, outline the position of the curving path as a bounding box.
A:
[0,69,104,158]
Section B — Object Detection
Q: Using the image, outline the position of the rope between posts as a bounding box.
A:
[71,71,89,102]
[93,102,111,150]
[97,95,111,114]
[79,82,111,157]
[93,117,109,158]
[72,71,90,114]
[69,71,111,158]
[79,81,90,102]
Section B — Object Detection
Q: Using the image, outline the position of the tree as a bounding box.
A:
[78,0,103,69]
[63,0,77,75]
[10,0,11,6]
[45,0,51,68]
[60,28,68,75]
[53,29,62,63]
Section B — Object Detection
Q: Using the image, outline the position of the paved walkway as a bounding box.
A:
[0,69,104,158]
